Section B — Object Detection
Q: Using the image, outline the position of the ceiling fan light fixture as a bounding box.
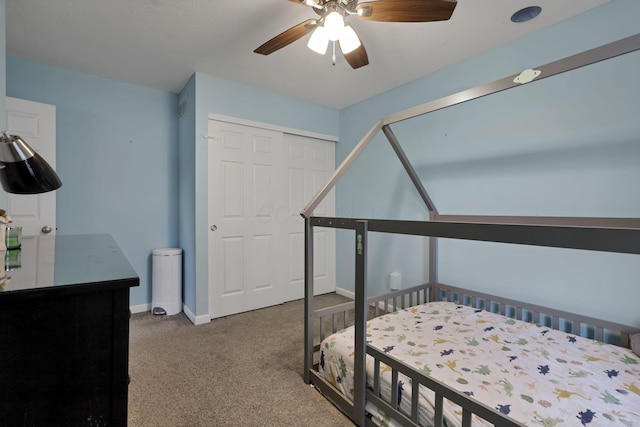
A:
[254,0,457,69]
[339,24,361,54]
[324,10,344,41]
[308,26,329,54]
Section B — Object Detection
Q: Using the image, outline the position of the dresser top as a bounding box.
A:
[1,233,139,298]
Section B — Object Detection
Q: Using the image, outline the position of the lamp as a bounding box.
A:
[308,25,329,54]
[0,132,62,194]
[339,23,361,54]
[324,10,344,41]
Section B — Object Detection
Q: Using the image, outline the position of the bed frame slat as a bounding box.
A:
[411,380,419,423]
[391,370,399,410]
[373,360,381,396]
[433,394,444,427]
[461,409,472,427]
[621,332,630,348]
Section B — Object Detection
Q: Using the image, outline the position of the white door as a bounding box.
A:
[283,133,336,301]
[208,120,288,318]
[208,119,336,319]
[3,97,57,236]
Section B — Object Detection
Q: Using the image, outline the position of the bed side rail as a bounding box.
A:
[433,282,640,348]
[367,346,526,427]
[307,283,431,424]
[313,284,431,346]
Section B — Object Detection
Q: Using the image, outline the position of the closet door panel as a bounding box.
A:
[208,118,336,318]
[208,121,285,318]
[283,134,336,301]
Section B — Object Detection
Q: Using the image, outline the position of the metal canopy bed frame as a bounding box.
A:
[301,32,640,427]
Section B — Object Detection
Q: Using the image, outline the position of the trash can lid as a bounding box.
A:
[152,248,182,256]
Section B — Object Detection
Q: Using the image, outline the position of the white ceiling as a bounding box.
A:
[5,0,608,109]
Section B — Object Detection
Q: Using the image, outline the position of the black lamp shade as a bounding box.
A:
[0,133,62,194]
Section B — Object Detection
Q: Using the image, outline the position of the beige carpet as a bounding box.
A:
[128,294,355,426]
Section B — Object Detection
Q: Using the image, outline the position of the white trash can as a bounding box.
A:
[152,248,182,316]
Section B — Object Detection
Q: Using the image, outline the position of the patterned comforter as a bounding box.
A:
[319,301,640,426]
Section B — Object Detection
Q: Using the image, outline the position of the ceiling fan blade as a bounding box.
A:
[356,0,457,23]
[342,42,369,69]
[254,19,317,55]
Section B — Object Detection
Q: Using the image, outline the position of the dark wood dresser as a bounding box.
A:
[0,234,139,426]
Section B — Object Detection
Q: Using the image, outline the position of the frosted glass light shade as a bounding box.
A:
[324,11,344,41]
[308,26,329,54]
[339,24,361,54]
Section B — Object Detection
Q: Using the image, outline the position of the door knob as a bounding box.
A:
[210,225,217,232]
[41,225,53,234]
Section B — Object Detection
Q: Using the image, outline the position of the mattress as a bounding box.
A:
[319,301,640,426]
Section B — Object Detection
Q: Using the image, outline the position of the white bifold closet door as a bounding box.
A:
[208,119,336,319]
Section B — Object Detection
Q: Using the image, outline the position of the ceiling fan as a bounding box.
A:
[254,0,458,69]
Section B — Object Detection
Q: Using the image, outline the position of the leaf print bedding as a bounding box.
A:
[319,301,640,426]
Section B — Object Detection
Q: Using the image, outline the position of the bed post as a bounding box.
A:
[304,217,314,384]
[353,220,368,426]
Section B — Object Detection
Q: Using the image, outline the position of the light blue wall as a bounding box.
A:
[181,73,339,317]
[177,75,196,314]
[335,0,640,326]
[6,57,179,307]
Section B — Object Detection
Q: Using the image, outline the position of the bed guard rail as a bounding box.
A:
[367,346,527,427]
[312,283,431,346]
[433,282,640,348]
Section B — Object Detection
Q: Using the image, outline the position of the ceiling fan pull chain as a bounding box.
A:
[332,41,337,66]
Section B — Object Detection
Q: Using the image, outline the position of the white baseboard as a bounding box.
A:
[183,304,211,325]
[335,287,355,300]
[130,303,151,314]
[131,303,210,326]
[137,288,358,324]
[335,286,405,311]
